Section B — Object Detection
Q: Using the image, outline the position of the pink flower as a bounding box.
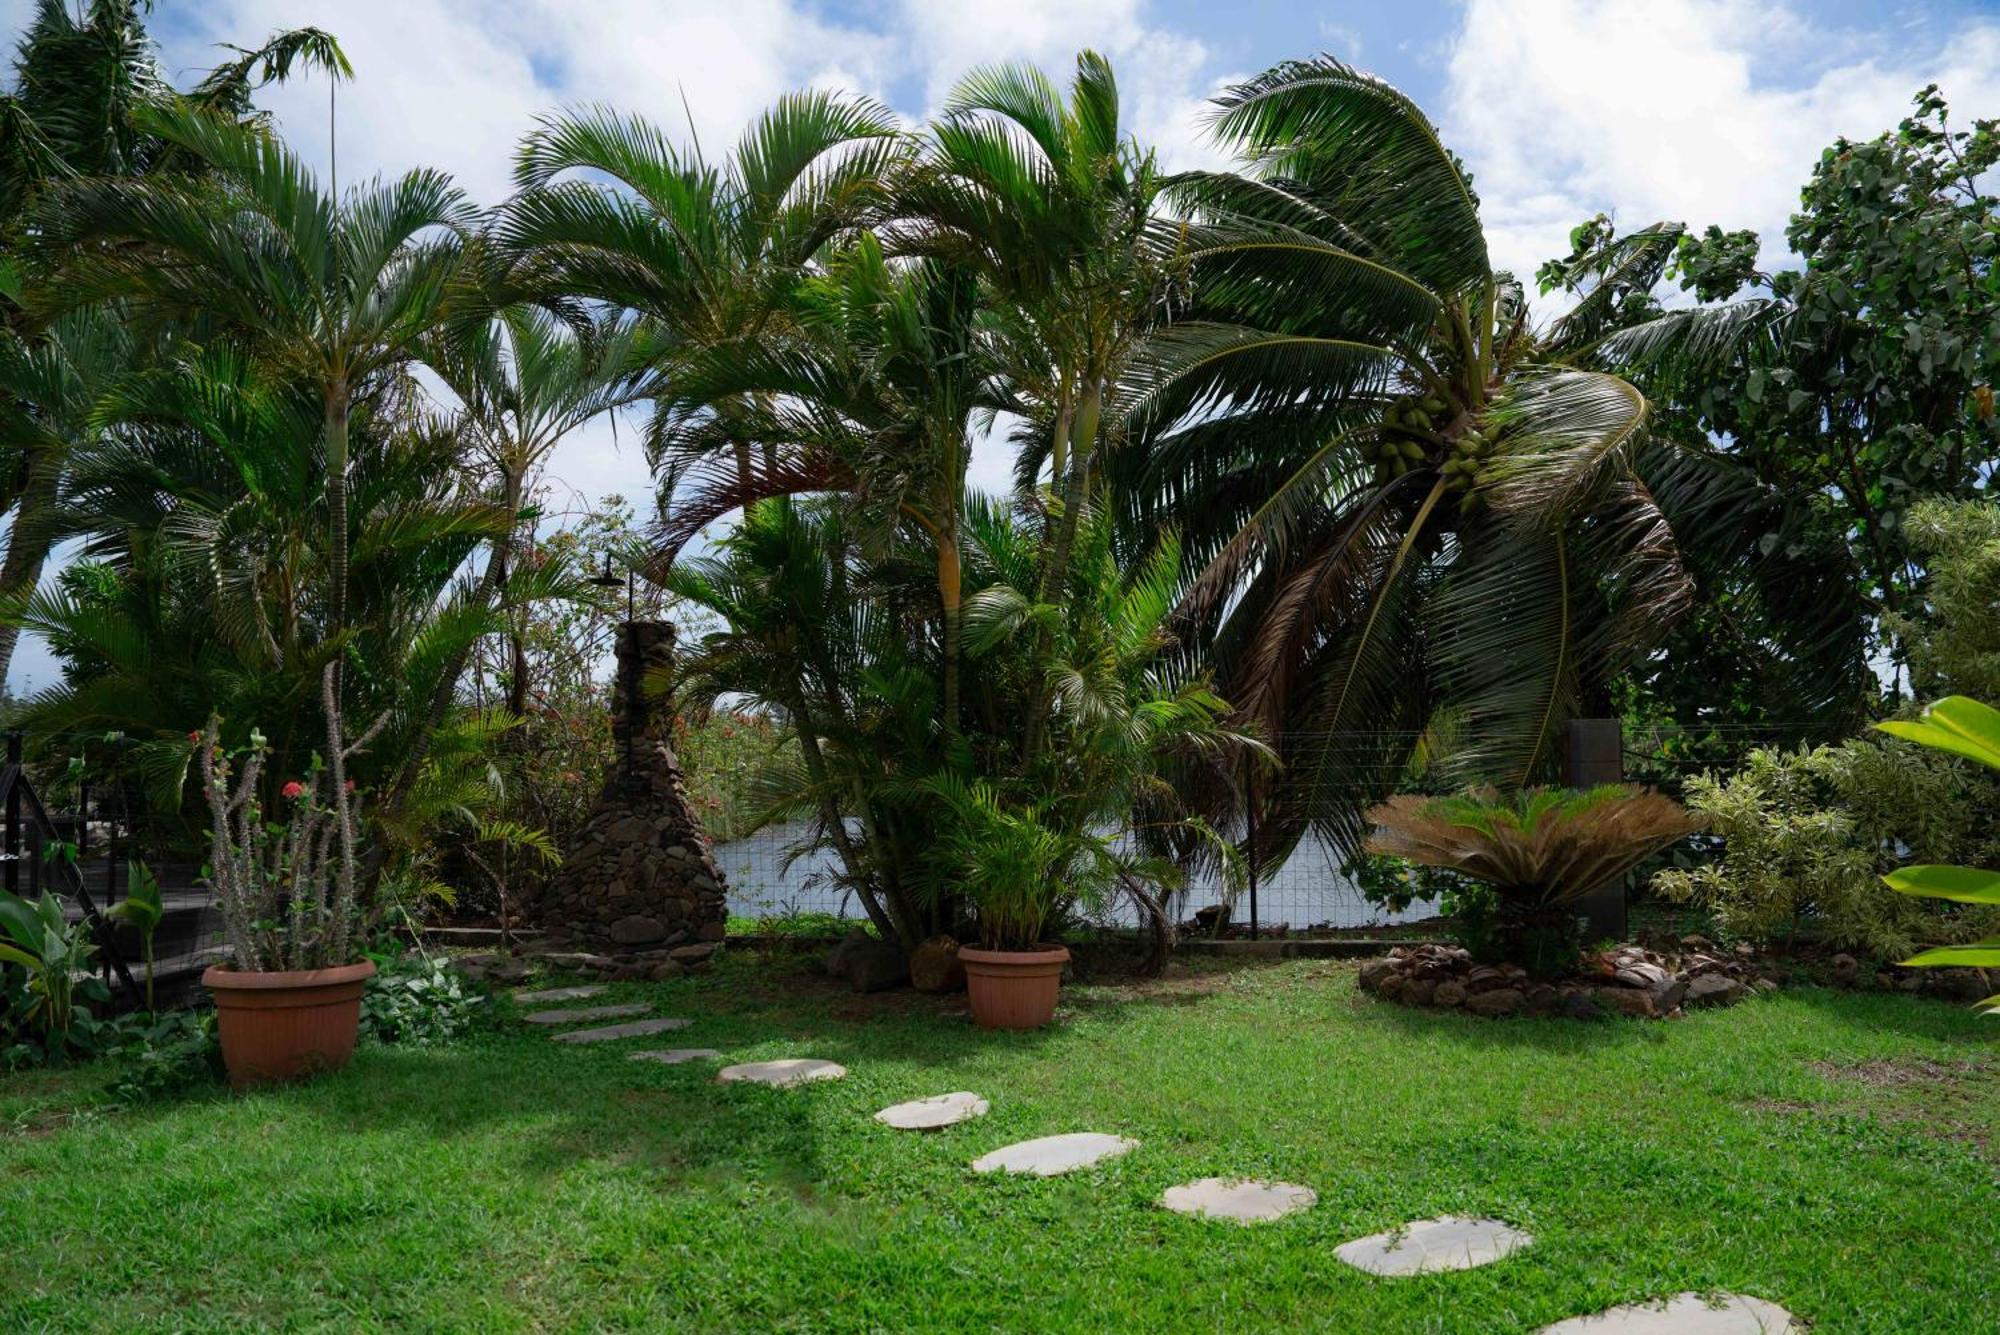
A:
[281,781,306,800]
[344,779,356,792]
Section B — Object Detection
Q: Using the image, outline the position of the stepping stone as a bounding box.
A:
[513,985,605,1004]
[971,1133,1138,1177]
[1539,1293,1798,1334]
[1333,1216,1533,1276]
[551,1017,692,1044]
[717,1059,847,1087]
[628,1048,722,1065]
[522,1004,652,1025]
[1161,1178,1316,1224]
[874,1092,989,1131]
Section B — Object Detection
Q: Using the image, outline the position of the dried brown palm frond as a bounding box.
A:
[1363,784,1703,909]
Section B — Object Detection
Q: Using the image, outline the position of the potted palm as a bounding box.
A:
[930,780,1078,1030]
[199,670,388,1088]
[1366,786,1703,978]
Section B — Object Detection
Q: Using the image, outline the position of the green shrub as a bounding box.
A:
[359,957,491,1047]
[1655,737,2000,958]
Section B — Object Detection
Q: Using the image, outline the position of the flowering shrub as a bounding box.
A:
[199,666,389,971]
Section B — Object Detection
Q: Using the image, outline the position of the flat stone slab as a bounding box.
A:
[523,1003,651,1025]
[717,1059,847,1087]
[1333,1216,1533,1276]
[512,985,606,1004]
[551,1017,692,1044]
[874,1092,989,1131]
[628,1048,722,1065]
[1161,1178,1317,1223]
[971,1133,1139,1177]
[1539,1294,1798,1334]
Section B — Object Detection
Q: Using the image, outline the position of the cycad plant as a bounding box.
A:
[1876,696,2000,1012]
[1365,785,1702,975]
[1128,57,1747,862]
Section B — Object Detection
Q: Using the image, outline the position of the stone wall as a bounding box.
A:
[538,620,729,951]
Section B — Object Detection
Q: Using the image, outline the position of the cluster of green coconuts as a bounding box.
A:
[1369,393,1502,512]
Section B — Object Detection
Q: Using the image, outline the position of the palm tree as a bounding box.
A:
[0,309,129,687]
[890,52,1175,614]
[11,347,529,810]
[1124,57,1734,861]
[653,237,993,732]
[0,4,347,686]
[29,98,477,701]
[499,91,904,497]
[397,305,655,795]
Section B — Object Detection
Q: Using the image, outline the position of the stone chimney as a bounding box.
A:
[541,621,728,951]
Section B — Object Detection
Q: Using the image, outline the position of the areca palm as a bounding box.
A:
[1128,57,1722,860]
[13,347,525,808]
[0,7,346,686]
[499,90,904,495]
[891,53,1174,602]
[0,309,130,686]
[401,305,655,791]
[654,237,993,731]
[29,98,477,661]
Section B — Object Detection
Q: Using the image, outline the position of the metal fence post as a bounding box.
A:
[3,731,19,898]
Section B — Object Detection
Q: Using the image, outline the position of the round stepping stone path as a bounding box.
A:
[512,985,605,1004]
[971,1133,1138,1177]
[1161,1178,1316,1224]
[552,1017,692,1044]
[717,1059,847,1087]
[874,1092,988,1131]
[522,1003,651,1026]
[1333,1216,1533,1276]
[1539,1293,1798,1334]
[628,1048,722,1065]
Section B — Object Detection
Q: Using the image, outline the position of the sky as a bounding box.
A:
[4,0,1999,691]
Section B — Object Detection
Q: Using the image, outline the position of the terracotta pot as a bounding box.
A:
[960,945,1069,1030]
[202,959,376,1090]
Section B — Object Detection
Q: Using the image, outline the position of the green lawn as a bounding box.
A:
[3,954,1993,1332]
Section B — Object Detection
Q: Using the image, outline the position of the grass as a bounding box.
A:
[2,953,1993,1333]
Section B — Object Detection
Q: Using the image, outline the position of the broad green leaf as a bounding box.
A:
[1881,864,2000,904]
[1900,943,2000,968]
[1875,695,2000,772]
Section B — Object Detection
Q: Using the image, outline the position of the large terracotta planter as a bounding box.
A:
[960,945,1069,1030]
[203,959,376,1090]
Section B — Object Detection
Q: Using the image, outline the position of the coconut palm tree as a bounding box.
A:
[1124,57,1737,861]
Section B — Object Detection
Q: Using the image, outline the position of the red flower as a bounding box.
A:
[187,730,202,744]
[344,779,356,792]
[281,781,306,800]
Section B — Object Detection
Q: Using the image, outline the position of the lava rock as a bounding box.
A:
[909,935,966,993]
[1465,987,1524,1018]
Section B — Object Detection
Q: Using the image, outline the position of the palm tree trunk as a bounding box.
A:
[790,699,903,945]
[1036,377,1100,606]
[0,448,62,688]
[938,523,962,735]
[325,382,351,637]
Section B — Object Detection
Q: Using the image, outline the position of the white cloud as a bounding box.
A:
[1443,0,2000,288]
